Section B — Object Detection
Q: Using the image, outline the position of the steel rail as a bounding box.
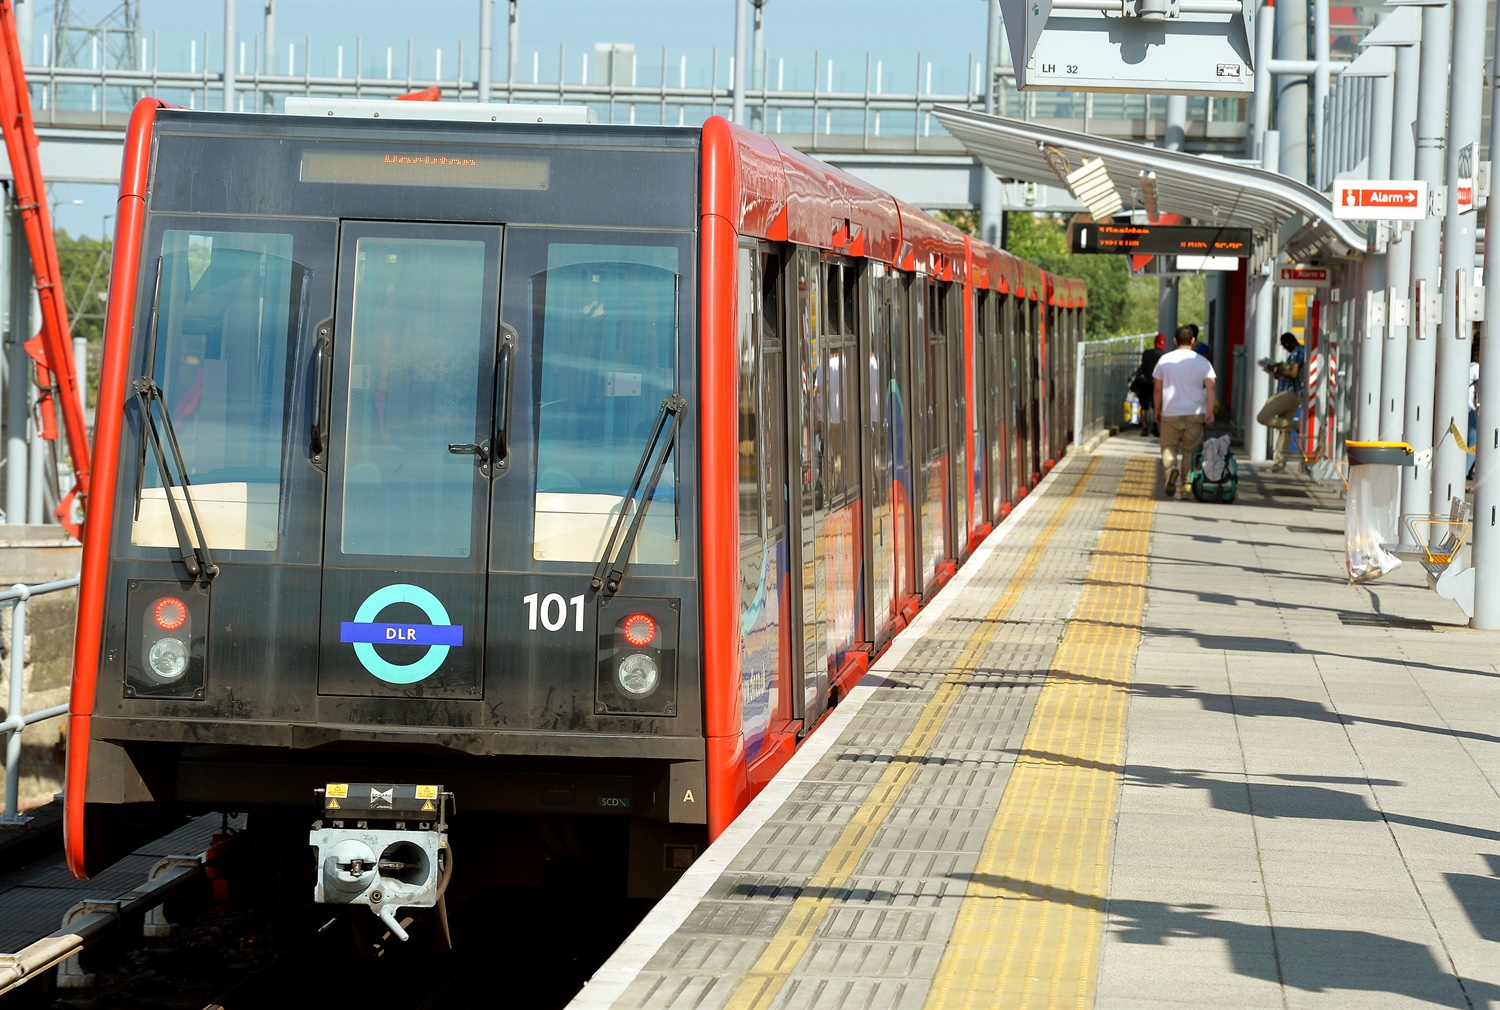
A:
[0,832,233,994]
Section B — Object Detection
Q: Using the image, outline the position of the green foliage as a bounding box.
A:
[930,210,1214,340]
[54,229,111,406]
[933,208,979,236]
[1004,212,1141,339]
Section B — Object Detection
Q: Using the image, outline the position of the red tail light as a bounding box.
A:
[621,613,657,648]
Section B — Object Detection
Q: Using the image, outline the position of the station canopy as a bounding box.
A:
[931,106,1367,266]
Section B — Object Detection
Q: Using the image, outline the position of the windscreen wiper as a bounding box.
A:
[132,376,219,581]
[590,392,685,597]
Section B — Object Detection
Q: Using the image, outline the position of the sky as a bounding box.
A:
[43,0,992,236]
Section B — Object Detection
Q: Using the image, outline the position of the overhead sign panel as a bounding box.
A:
[1331,180,1427,221]
[1176,256,1239,271]
[1278,265,1332,287]
[1071,222,1253,257]
[997,0,1256,97]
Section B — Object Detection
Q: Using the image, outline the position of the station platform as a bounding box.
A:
[572,435,1500,1010]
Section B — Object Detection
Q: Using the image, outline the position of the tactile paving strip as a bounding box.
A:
[593,456,1134,1010]
[924,457,1155,1009]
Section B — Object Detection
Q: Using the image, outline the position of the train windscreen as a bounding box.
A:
[528,239,682,566]
[132,228,304,553]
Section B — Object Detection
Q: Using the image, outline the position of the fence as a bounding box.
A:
[1,576,77,825]
[1077,333,1153,445]
[24,34,1244,152]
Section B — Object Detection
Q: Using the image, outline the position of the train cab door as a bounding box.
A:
[315,222,502,701]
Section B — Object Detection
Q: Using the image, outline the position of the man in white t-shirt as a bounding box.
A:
[1153,325,1217,499]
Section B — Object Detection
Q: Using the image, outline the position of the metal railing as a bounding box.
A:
[1,576,78,826]
[23,35,1246,150]
[1077,333,1153,444]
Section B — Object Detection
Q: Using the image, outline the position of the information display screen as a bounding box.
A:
[1071,223,1252,257]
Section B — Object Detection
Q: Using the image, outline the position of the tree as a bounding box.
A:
[54,229,111,406]
[1004,212,1141,339]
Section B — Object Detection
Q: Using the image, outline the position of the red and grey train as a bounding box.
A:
[66,97,1084,927]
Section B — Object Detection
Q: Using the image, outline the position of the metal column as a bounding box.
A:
[1311,0,1331,183]
[1430,0,1483,513]
[1352,42,1394,440]
[1275,0,1309,185]
[4,199,29,525]
[1472,4,1500,629]
[1374,11,1421,442]
[1158,94,1187,338]
[731,0,747,125]
[1250,0,1275,160]
[1400,1,1451,521]
[1246,269,1275,462]
[478,0,494,103]
[222,0,236,112]
[979,0,1003,248]
[508,0,519,92]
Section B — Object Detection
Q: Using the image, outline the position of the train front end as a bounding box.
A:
[68,99,714,916]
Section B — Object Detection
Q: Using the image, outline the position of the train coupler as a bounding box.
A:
[309,783,452,942]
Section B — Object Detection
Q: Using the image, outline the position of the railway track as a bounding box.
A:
[0,812,648,1009]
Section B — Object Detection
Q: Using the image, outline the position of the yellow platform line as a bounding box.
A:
[924,457,1155,1010]
[723,459,1102,1010]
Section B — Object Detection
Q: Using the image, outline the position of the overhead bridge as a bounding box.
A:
[11,58,1249,213]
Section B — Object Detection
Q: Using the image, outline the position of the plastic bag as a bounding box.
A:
[1345,462,1402,582]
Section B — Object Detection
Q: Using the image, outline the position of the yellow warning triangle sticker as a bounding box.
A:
[328,798,340,809]
[421,800,435,812]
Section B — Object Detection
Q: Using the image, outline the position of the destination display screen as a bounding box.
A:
[301,148,551,190]
[1071,223,1252,257]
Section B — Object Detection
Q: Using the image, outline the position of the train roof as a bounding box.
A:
[702,118,1075,306]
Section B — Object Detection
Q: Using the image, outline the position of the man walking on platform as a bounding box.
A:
[1154,325,1216,499]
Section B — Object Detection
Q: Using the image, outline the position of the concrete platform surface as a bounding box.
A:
[572,434,1500,1010]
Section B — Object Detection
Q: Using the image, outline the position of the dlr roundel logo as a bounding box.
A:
[339,584,464,684]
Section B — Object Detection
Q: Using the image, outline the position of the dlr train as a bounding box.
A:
[66,96,1084,936]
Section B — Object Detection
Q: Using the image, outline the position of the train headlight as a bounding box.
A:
[596,597,677,717]
[148,637,190,681]
[126,582,207,700]
[617,653,660,696]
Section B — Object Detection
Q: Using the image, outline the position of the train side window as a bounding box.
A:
[132,228,301,553]
[826,343,846,498]
[823,262,841,335]
[738,245,761,543]
[841,262,858,338]
[531,240,682,565]
[762,345,786,536]
[759,251,785,536]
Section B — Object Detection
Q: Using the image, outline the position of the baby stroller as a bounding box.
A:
[1189,434,1237,503]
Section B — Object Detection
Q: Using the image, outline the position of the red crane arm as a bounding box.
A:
[0,0,90,538]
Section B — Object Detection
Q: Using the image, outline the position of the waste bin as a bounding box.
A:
[1344,440,1413,583]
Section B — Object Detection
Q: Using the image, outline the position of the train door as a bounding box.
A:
[737,244,795,758]
[1027,298,1043,483]
[1046,302,1062,461]
[1014,291,1038,495]
[861,264,896,650]
[889,273,919,616]
[980,290,1007,520]
[967,286,984,537]
[923,280,952,592]
[946,283,970,561]
[316,222,501,699]
[787,250,829,726]
[820,258,864,678]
